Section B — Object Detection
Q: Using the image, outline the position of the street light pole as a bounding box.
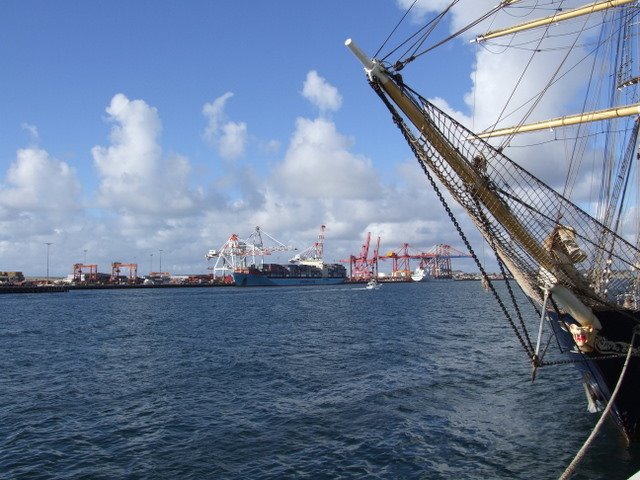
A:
[45,242,52,284]
[150,253,154,275]
[159,249,163,274]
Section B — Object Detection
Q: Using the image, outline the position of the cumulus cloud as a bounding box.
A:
[302,70,342,112]
[92,93,201,216]
[259,67,478,265]
[0,147,81,212]
[0,146,86,276]
[274,117,380,199]
[202,92,248,161]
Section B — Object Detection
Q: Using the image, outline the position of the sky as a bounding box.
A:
[0,0,603,277]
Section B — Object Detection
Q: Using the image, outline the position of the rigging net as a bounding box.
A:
[370,78,640,311]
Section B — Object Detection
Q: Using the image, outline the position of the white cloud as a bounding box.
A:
[0,146,87,276]
[396,0,452,19]
[92,93,201,215]
[274,117,380,199]
[0,147,81,212]
[0,74,484,278]
[218,121,248,160]
[302,70,342,112]
[396,0,512,33]
[202,92,248,161]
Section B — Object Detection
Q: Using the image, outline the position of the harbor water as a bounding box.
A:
[2,281,640,479]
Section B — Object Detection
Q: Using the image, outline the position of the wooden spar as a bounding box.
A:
[345,38,560,276]
[477,103,640,138]
[473,0,635,43]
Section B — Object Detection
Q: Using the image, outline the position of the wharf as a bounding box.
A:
[67,283,231,290]
[0,285,69,294]
[1,283,232,294]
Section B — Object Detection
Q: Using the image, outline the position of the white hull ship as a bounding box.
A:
[410,268,431,282]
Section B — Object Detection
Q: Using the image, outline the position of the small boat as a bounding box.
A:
[365,278,381,290]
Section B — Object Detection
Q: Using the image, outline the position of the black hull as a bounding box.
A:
[549,309,640,443]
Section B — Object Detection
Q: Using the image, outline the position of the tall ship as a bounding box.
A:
[346,0,640,444]
[206,225,346,287]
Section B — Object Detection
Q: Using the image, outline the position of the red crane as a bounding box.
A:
[377,243,472,280]
[380,243,412,280]
[341,232,380,281]
[417,244,472,279]
[111,262,138,284]
[73,263,98,283]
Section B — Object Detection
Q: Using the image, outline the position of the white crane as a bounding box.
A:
[206,226,296,279]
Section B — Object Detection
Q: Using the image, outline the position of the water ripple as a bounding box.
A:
[1,283,639,478]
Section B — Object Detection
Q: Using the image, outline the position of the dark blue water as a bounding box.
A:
[1,282,639,479]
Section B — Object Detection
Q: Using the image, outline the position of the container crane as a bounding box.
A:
[340,232,380,281]
[381,243,412,280]
[417,244,472,279]
[206,226,296,280]
[290,225,326,267]
[376,243,473,280]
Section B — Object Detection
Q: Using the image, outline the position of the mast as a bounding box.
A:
[473,0,636,43]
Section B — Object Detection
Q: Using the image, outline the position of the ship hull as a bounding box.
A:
[233,272,346,287]
[548,309,640,443]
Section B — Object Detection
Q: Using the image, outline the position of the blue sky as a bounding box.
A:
[1,0,565,277]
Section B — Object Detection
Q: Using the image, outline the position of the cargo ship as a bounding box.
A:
[233,262,346,287]
[207,225,347,287]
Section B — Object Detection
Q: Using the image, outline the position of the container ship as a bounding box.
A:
[207,225,346,287]
[233,261,346,287]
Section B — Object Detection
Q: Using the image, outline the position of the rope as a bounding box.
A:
[558,328,638,480]
[374,0,418,59]
[474,200,536,353]
[370,81,537,360]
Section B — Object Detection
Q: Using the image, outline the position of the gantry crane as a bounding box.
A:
[110,262,138,284]
[416,244,472,279]
[73,263,98,283]
[340,232,380,281]
[290,225,327,267]
[373,242,473,280]
[381,243,413,280]
[206,226,296,280]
